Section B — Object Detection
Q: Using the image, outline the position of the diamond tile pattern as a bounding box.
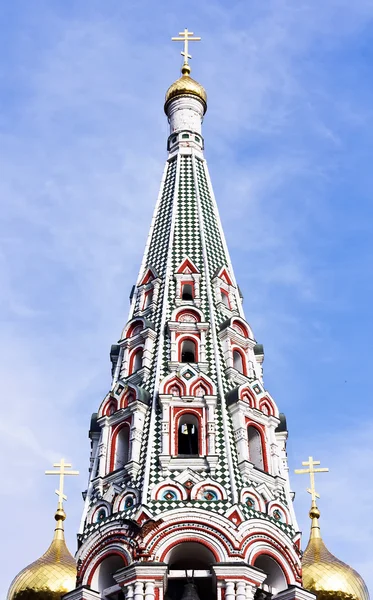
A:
[82,151,296,544]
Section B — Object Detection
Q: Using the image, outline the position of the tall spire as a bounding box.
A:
[68,34,309,600]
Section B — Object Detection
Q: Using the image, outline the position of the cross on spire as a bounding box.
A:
[45,458,79,509]
[172,28,201,67]
[295,456,329,504]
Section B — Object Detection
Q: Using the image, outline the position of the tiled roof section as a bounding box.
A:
[129,158,177,489]
[83,150,296,545]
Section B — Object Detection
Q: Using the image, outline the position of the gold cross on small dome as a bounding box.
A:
[295,455,329,504]
[45,458,79,509]
[172,28,201,66]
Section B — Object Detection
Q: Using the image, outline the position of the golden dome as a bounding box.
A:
[302,504,369,600]
[7,508,77,600]
[165,63,207,114]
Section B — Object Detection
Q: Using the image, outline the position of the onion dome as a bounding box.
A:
[164,63,207,114]
[302,503,369,600]
[7,507,77,600]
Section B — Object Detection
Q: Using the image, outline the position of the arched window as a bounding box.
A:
[114,426,130,470]
[181,339,197,363]
[253,555,287,594]
[177,414,199,455]
[130,348,143,374]
[143,289,153,309]
[182,283,194,301]
[91,554,126,593]
[233,349,244,373]
[165,542,216,600]
[221,289,230,308]
[248,425,264,470]
[130,324,143,337]
[96,508,106,523]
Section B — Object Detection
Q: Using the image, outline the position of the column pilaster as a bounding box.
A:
[213,563,267,600]
[114,563,168,600]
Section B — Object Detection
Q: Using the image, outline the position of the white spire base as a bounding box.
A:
[167,96,204,135]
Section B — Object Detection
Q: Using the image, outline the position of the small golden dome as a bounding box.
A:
[302,504,369,600]
[7,508,77,600]
[165,64,207,114]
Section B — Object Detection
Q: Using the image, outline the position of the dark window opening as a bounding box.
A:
[178,416,199,455]
[131,349,143,373]
[182,283,194,301]
[166,542,216,600]
[181,340,196,363]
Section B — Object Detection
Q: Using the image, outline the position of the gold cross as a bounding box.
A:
[45,458,79,509]
[295,456,329,504]
[172,28,201,66]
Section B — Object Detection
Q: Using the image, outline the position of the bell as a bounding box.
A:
[180,581,200,600]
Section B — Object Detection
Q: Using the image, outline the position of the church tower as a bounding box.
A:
[65,31,315,600]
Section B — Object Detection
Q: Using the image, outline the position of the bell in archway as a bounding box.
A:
[180,581,200,600]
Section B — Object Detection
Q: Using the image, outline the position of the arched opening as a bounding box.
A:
[165,542,216,600]
[253,555,287,595]
[182,283,194,301]
[177,414,199,455]
[96,508,106,523]
[90,554,126,593]
[248,425,265,470]
[129,323,143,337]
[221,289,230,308]
[114,426,130,470]
[143,288,153,309]
[181,339,197,363]
[130,348,143,373]
[233,349,245,373]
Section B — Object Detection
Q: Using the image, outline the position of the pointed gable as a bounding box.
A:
[216,265,233,286]
[177,256,199,275]
[139,265,158,286]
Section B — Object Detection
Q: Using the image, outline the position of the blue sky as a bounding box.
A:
[1,0,373,596]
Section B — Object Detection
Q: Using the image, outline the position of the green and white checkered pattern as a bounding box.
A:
[83,150,296,545]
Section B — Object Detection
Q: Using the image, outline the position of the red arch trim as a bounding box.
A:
[109,421,131,472]
[246,421,269,473]
[190,376,213,396]
[128,346,144,374]
[127,320,144,338]
[159,536,219,563]
[232,318,249,337]
[178,336,199,362]
[163,377,187,396]
[100,396,117,418]
[240,386,257,408]
[251,550,292,584]
[232,346,247,375]
[87,550,128,586]
[176,307,201,322]
[258,396,276,417]
[174,409,203,456]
